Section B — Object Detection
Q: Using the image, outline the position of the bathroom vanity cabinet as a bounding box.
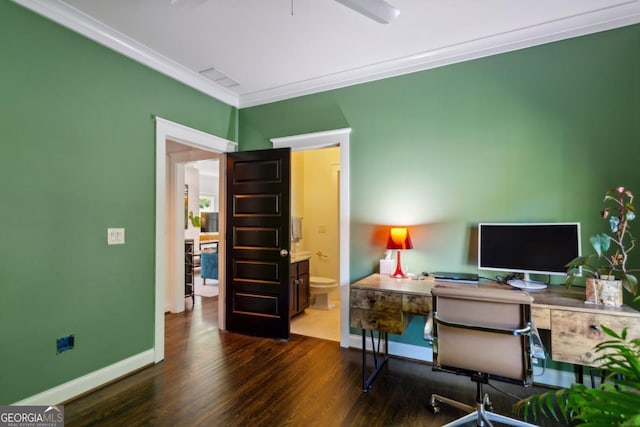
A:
[290,259,310,317]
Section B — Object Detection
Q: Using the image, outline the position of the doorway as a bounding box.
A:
[289,147,341,341]
[271,128,351,348]
[154,120,351,361]
[154,117,236,363]
[185,159,220,301]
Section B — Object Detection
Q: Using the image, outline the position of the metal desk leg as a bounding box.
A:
[575,364,584,384]
[361,329,389,392]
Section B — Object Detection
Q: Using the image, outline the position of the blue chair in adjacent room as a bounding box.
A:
[200,251,218,285]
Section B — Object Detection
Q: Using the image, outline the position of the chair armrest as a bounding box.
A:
[531,323,546,360]
[424,313,434,342]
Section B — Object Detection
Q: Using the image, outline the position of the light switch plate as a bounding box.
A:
[107,228,125,245]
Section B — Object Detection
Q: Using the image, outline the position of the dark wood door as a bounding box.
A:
[225,148,291,339]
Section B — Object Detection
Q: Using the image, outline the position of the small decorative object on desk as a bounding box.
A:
[379,259,395,275]
[566,186,638,306]
[585,275,623,306]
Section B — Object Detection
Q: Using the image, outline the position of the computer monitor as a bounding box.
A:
[478,222,581,287]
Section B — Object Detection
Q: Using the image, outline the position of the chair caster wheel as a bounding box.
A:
[428,404,440,415]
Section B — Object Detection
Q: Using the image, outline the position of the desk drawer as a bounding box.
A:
[351,308,407,334]
[532,307,551,330]
[402,294,431,315]
[551,310,640,366]
[350,289,402,313]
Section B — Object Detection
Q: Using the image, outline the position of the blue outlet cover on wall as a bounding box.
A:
[56,335,75,354]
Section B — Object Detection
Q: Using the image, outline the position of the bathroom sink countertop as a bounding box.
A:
[290,251,311,262]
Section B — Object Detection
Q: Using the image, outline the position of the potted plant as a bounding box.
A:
[188,210,201,228]
[566,187,639,305]
[514,326,640,425]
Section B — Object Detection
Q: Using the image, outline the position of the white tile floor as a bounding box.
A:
[290,296,340,342]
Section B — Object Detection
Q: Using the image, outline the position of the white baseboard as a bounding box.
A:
[348,333,573,389]
[13,349,155,406]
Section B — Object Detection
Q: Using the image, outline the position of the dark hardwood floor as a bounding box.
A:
[64,296,558,426]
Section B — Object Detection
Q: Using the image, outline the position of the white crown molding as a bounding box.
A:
[239,1,640,107]
[12,0,640,110]
[12,0,239,108]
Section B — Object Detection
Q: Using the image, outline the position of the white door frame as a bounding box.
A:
[154,117,237,363]
[271,128,351,348]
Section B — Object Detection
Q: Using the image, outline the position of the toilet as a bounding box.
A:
[309,276,338,310]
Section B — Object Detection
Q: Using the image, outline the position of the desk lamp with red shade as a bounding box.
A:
[386,227,413,278]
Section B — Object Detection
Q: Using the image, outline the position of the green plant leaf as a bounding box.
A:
[187,210,201,227]
[590,233,611,257]
[566,255,592,268]
[600,325,621,339]
[623,274,638,296]
[604,194,619,203]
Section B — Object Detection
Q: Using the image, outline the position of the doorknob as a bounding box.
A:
[280,249,289,257]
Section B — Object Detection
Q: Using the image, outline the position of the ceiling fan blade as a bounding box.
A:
[335,0,400,24]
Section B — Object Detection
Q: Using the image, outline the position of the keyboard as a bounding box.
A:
[433,272,479,284]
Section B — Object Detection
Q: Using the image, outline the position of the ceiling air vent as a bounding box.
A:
[199,67,240,88]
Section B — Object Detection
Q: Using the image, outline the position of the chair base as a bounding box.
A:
[430,392,538,427]
[442,406,538,427]
[430,393,475,415]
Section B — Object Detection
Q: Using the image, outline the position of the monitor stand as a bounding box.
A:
[507,273,548,290]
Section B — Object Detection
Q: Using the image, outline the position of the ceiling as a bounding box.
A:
[15,0,640,107]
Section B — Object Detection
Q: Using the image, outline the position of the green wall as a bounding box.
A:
[240,25,640,346]
[0,2,237,404]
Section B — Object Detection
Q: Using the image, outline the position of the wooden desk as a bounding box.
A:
[350,274,640,389]
[531,286,640,366]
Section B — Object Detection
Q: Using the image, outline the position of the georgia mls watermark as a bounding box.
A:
[0,405,64,427]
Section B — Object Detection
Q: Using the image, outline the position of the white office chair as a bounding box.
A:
[425,285,542,427]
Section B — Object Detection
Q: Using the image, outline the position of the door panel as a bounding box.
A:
[233,293,280,316]
[226,148,291,339]
[235,261,280,283]
[233,159,282,183]
[233,194,281,216]
[234,227,280,249]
